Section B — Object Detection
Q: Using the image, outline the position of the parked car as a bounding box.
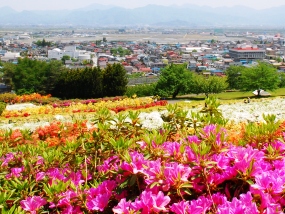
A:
[145,73,157,77]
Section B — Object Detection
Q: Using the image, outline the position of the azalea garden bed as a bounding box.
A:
[1,95,285,213]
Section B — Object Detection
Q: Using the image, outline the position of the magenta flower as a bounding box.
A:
[187,135,201,144]
[162,142,182,158]
[86,180,116,211]
[144,159,163,185]
[20,196,47,214]
[131,190,170,213]
[163,162,191,191]
[170,200,190,214]
[121,151,147,174]
[0,152,15,167]
[251,170,284,195]
[113,198,132,214]
[188,196,212,213]
[69,171,84,187]
[36,156,44,165]
[86,193,111,211]
[6,167,24,179]
[35,172,46,182]
[151,191,171,212]
[97,155,119,173]
[57,190,78,208]
[217,192,258,214]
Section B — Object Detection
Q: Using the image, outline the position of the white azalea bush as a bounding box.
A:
[1,97,285,131]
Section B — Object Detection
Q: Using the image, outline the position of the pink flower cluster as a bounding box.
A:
[2,124,285,213]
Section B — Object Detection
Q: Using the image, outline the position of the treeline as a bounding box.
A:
[127,62,283,98]
[1,58,128,99]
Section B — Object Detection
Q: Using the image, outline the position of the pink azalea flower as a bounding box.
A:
[170,200,190,214]
[188,196,212,214]
[46,168,67,183]
[132,190,170,214]
[217,192,259,214]
[69,171,84,187]
[6,167,24,179]
[120,152,148,174]
[20,196,47,214]
[163,162,191,191]
[57,190,78,208]
[97,155,119,173]
[162,142,182,158]
[36,156,44,165]
[187,135,201,144]
[0,152,15,167]
[251,171,284,195]
[35,172,46,182]
[144,159,163,185]
[113,198,132,214]
[61,205,83,214]
[151,191,171,212]
[86,180,116,211]
[86,193,111,211]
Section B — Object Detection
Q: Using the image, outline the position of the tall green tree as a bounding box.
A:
[102,63,128,97]
[225,66,245,90]
[191,74,228,97]
[239,62,280,96]
[155,63,193,98]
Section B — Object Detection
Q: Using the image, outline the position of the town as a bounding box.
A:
[0,28,284,88]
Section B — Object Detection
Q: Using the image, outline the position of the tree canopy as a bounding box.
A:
[225,66,245,90]
[102,63,128,97]
[191,74,228,97]
[2,58,64,95]
[238,63,280,96]
[155,63,193,98]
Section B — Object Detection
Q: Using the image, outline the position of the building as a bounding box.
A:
[48,46,91,61]
[229,45,265,62]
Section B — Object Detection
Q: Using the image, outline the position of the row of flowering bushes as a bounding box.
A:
[0,93,54,104]
[2,97,166,118]
[1,103,285,213]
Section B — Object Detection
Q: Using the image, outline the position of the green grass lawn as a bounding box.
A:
[172,88,285,101]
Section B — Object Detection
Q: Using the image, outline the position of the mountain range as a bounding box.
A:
[0,4,284,27]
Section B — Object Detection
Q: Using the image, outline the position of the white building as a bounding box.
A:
[1,52,21,62]
[48,46,91,61]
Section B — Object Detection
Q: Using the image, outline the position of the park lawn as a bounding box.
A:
[174,88,285,101]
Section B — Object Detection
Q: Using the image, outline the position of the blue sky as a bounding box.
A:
[1,0,285,11]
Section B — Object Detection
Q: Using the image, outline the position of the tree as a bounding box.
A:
[61,55,71,64]
[225,66,245,90]
[2,58,65,95]
[102,63,128,97]
[239,62,280,96]
[278,72,285,88]
[191,74,228,97]
[155,63,193,98]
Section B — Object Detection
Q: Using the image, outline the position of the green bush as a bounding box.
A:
[0,102,7,115]
[125,84,156,97]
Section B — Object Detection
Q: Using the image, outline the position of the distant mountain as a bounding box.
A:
[0,4,284,26]
[0,6,17,17]
[75,3,119,11]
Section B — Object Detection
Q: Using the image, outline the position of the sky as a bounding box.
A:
[1,0,285,11]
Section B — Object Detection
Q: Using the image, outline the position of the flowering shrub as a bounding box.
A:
[1,98,285,213]
[2,97,166,119]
